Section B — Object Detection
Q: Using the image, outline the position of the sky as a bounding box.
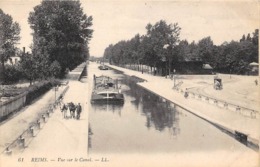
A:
[0,0,259,57]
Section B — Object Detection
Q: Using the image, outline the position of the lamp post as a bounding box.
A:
[173,69,176,87]
[53,86,58,103]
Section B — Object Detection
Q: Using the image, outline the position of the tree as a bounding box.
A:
[0,9,20,82]
[49,60,61,78]
[19,53,37,85]
[246,33,251,41]
[28,0,93,76]
[240,34,246,42]
[197,37,214,64]
[252,29,259,46]
[138,35,158,73]
[103,44,114,64]
[145,20,181,76]
[176,40,190,61]
[3,64,22,84]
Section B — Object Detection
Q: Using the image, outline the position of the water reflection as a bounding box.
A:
[121,76,180,135]
[91,103,123,116]
[88,124,93,150]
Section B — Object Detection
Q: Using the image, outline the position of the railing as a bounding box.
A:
[1,85,69,156]
[0,92,27,121]
[173,87,259,119]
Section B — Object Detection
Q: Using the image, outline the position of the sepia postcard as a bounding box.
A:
[0,0,259,167]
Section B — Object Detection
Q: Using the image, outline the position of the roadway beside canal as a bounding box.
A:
[105,63,260,148]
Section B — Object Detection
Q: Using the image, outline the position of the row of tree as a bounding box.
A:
[103,20,258,75]
[1,0,93,84]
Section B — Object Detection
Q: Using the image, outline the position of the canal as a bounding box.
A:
[87,63,253,154]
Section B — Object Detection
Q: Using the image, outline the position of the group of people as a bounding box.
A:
[60,102,82,120]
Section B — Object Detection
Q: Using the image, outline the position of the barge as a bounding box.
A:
[91,75,124,104]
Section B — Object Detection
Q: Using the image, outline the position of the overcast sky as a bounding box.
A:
[0,0,259,57]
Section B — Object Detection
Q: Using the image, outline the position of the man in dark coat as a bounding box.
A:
[76,103,82,120]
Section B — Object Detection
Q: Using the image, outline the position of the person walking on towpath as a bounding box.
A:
[184,89,189,99]
[60,103,67,119]
[76,103,82,120]
[65,103,71,119]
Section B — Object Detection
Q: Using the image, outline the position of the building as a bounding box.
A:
[249,62,259,75]
[4,56,21,66]
[175,57,214,74]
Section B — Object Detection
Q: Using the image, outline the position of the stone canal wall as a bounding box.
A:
[66,62,86,80]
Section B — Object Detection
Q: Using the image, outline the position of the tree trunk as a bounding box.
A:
[0,60,5,83]
[0,59,5,83]
[169,58,172,78]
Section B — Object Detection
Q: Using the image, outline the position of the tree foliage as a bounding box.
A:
[28,0,93,76]
[0,9,20,82]
[103,21,258,75]
[3,64,22,84]
[49,60,61,78]
[104,20,181,75]
[18,53,37,85]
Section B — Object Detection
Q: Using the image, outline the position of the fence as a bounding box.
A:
[0,92,27,121]
[173,87,259,119]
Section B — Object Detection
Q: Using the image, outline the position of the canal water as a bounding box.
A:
[88,64,251,154]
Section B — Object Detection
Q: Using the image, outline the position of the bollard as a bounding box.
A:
[29,126,34,137]
[18,135,25,148]
[37,119,41,128]
[224,102,228,109]
[46,111,50,117]
[235,106,241,115]
[250,111,256,119]
[206,97,209,102]
[4,147,12,156]
[42,115,46,122]
[49,106,53,113]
